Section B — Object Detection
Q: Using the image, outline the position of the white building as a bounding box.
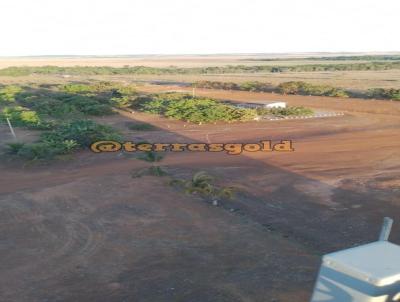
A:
[264,102,286,109]
[233,101,287,109]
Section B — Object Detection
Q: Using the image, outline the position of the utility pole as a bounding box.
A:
[192,86,196,98]
[6,118,17,140]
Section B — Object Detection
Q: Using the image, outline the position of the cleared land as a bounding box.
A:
[0,57,400,302]
[1,54,400,90]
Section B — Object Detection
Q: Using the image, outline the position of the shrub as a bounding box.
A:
[194,81,240,90]
[15,141,73,161]
[367,88,400,100]
[127,122,156,131]
[61,82,136,97]
[2,62,400,77]
[1,106,52,130]
[277,81,349,97]
[256,106,313,117]
[18,87,115,117]
[239,81,272,92]
[195,81,272,92]
[137,151,164,163]
[134,94,257,123]
[111,96,136,108]
[61,84,95,94]
[6,142,25,154]
[56,94,114,116]
[170,171,235,203]
[131,166,168,178]
[10,120,121,161]
[0,85,22,103]
[41,119,122,147]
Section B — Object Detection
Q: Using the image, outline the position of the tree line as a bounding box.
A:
[1,61,400,76]
[194,81,400,101]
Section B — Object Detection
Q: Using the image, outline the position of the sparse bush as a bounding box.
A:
[2,61,400,77]
[239,81,272,92]
[137,151,164,163]
[194,81,240,90]
[131,166,168,178]
[196,80,350,98]
[15,141,70,161]
[6,142,25,154]
[56,94,114,116]
[256,106,314,117]
[18,86,115,117]
[61,84,95,94]
[195,81,273,92]
[1,106,53,130]
[170,171,235,203]
[277,81,349,97]
[0,85,22,103]
[127,122,156,131]
[367,88,400,100]
[41,120,122,147]
[10,120,121,161]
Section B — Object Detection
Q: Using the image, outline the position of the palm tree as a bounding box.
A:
[170,171,235,205]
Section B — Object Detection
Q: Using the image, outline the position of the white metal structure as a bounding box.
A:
[233,101,287,109]
[310,218,400,302]
[264,102,286,109]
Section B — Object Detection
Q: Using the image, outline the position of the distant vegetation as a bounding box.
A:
[2,61,400,77]
[277,81,349,97]
[195,80,349,97]
[308,55,400,61]
[195,80,400,100]
[248,55,400,62]
[195,81,273,92]
[367,88,400,100]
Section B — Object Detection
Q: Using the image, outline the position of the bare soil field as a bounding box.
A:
[1,54,400,90]
[1,70,400,92]
[126,70,400,90]
[1,53,396,68]
[1,82,400,301]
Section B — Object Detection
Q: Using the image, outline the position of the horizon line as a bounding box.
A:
[1,51,400,59]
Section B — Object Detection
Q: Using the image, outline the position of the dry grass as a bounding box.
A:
[1,69,400,91]
[0,54,400,90]
[0,54,393,68]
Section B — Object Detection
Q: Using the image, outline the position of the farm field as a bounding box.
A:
[1,57,400,302]
[1,54,400,90]
[2,53,400,68]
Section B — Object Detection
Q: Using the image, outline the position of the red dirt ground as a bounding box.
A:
[0,87,399,302]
